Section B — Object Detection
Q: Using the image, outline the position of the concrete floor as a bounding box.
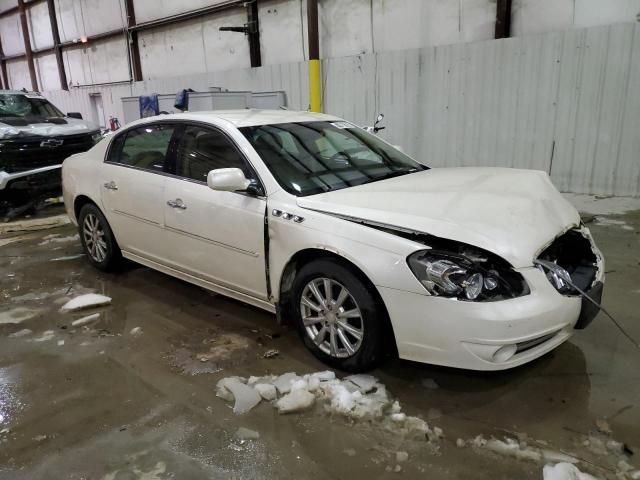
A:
[0,204,639,479]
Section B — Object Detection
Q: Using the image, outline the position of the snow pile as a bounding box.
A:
[71,313,100,327]
[60,294,111,312]
[542,462,599,480]
[38,234,79,246]
[467,435,579,465]
[215,371,441,440]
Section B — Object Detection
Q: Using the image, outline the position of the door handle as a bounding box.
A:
[103,181,118,191]
[167,198,187,210]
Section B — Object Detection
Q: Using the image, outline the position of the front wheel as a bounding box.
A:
[78,203,121,271]
[292,259,388,372]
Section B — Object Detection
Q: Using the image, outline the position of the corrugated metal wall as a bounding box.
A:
[44,22,640,197]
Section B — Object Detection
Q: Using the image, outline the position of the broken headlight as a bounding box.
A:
[407,250,528,301]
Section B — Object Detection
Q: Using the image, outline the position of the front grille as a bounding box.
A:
[537,228,599,292]
[0,132,95,173]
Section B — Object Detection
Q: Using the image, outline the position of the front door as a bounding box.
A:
[163,124,268,300]
[100,123,176,262]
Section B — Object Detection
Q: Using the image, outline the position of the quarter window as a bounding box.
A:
[175,126,253,182]
[110,124,175,172]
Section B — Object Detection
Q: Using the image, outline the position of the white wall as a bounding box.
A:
[512,0,640,35]
[41,22,640,197]
[3,0,640,90]
[138,10,251,79]
[0,11,24,56]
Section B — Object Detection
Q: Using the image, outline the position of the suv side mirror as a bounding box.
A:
[67,112,83,119]
[207,168,251,192]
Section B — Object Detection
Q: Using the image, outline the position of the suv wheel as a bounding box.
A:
[78,203,121,271]
[292,259,387,372]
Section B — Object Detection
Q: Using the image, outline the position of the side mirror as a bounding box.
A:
[207,168,251,192]
[67,112,83,119]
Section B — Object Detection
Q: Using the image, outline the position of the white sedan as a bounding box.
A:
[62,110,604,372]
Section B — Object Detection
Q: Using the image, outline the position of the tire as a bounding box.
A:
[78,203,121,272]
[291,258,388,372]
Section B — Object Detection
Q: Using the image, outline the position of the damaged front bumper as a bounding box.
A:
[0,165,62,204]
[379,266,591,371]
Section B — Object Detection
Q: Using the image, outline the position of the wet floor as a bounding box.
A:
[0,207,639,479]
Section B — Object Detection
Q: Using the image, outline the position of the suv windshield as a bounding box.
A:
[0,93,64,119]
[240,121,427,196]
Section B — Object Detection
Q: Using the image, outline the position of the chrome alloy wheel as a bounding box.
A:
[299,278,364,358]
[82,213,107,263]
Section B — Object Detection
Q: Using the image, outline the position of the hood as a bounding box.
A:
[297,167,580,268]
[0,117,98,140]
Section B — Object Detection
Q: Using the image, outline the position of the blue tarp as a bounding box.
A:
[139,94,159,118]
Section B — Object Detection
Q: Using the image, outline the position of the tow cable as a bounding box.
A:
[535,260,640,350]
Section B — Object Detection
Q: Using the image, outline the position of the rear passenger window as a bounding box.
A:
[175,126,253,182]
[109,125,175,172]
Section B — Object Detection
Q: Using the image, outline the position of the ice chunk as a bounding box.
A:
[542,462,599,480]
[456,438,466,448]
[483,437,541,462]
[235,427,260,441]
[542,450,579,464]
[8,328,32,338]
[61,294,111,312]
[216,377,262,415]
[129,327,143,336]
[391,413,406,422]
[421,378,439,389]
[32,330,55,342]
[255,383,277,401]
[310,370,336,382]
[290,379,309,391]
[276,389,315,414]
[273,372,300,395]
[57,340,64,346]
[71,313,100,327]
[396,451,409,462]
[345,374,378,393]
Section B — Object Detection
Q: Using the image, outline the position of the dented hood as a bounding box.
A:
[297,167,580,268]
[0,117,98,140]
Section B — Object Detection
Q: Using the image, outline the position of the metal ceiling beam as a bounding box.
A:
[247,0,261,68]
[130,0,244,32]
[0,36,8,88]
[46,0,67,90]
[124,0,142,82]
[0,0,46,19]
[17,0,38,91]
[495,0,513,39]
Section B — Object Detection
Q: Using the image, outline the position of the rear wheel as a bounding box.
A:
[292,259,387,372]
[78,203,121,271]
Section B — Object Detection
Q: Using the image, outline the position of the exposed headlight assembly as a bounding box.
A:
[407,250,527,301]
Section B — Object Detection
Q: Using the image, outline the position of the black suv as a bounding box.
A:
[0,91,101,210]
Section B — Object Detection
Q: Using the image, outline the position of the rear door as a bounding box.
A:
[163,123,268,300]
[101,123,176,262]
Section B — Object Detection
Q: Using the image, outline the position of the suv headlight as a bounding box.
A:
[91,131,103,144]
[407,249,528,301]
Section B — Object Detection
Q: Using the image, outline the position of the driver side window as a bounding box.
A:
[175,125,254,183]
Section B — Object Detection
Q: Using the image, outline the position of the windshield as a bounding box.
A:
[240,121,427,196]
[0,94,64,119]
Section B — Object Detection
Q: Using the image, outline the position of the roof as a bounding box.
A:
[135,109,343,128]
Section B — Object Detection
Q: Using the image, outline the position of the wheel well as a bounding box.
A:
[278,248,398,356]
[73,195,97,221]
